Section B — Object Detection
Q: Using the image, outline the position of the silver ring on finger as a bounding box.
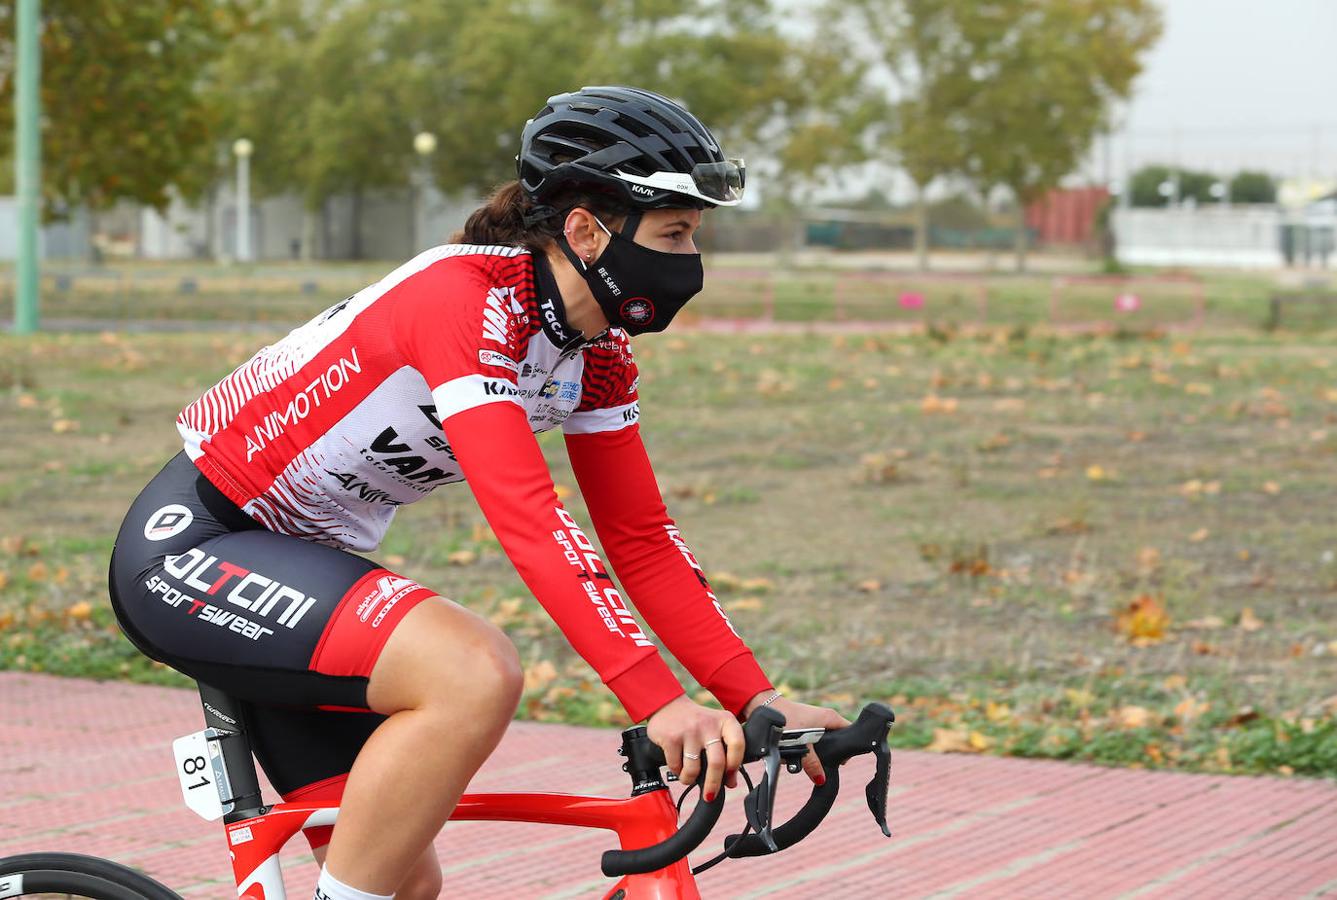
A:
[703,738,723,749]
[683,751,701,761]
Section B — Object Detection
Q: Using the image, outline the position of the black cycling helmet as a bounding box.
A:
[517,85,745,212]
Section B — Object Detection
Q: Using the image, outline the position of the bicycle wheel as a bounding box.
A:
[0,852,181,899]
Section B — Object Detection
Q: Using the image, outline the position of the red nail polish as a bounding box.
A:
[705,790,716,802]
[815,773,826,786]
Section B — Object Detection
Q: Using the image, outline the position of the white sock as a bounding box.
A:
[314,865,395,900]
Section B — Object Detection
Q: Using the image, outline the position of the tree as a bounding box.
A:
[0,0,248,217]
[838,0,979,271]
[1229,170,1277,205]
[953,0,1162,270]
[216,0,873,258]
[1128,164,1222,207]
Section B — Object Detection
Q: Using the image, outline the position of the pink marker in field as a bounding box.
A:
[899,291,925,310]
[1115,293,1141,313]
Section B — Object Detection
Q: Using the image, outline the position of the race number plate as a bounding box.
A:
[172,729,231,821]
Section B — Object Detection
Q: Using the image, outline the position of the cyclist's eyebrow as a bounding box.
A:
[661,218,694,231]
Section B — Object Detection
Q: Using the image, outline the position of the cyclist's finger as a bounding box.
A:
[680,741,703,787]
[722,717,745,775]
[662,736,684,776]
[700,737,727,801]
[801,746,827,785]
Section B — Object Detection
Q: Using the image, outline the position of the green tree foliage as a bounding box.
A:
[1129,164,1222,207]
[0,0,248,214]
[216,0,865,255]
[948,0,1162,270]
[1229,170,1277,204]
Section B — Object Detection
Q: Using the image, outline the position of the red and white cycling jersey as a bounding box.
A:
[180,244,637,551]
[177,244,773,721]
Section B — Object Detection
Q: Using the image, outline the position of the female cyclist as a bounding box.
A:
[108,86,848,900]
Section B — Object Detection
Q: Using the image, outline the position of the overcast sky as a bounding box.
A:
[1110,0,1337,181]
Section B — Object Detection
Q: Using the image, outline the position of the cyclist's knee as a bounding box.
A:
[368,595,521,718]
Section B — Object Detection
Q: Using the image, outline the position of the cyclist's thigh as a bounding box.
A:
[110,457,438,711]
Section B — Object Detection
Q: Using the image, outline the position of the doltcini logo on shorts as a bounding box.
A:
[155,547,320,630]
[144,504,194,541]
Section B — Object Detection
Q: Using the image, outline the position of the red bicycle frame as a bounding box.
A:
[226,789,700,899]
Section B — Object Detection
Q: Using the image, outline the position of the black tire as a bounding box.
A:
[0,852,181,899]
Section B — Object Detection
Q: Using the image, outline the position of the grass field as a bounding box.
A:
[2,319,1336,777]
[4,257,1333,332]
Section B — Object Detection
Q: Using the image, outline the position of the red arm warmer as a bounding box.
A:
[564,424,773,717]
[443,402,684,722]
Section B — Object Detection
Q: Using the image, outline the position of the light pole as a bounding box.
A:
[412,131,437,253]
[232,138,254,262]
[14,0,41,334]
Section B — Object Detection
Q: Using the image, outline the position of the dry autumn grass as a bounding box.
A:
[2,319,1336,776]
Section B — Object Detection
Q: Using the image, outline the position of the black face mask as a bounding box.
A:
[558,212,703,335]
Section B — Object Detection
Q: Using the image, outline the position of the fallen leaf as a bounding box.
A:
[51,419,79,433]
[447,549,477,566]
[1115,594,1170,643]
[856,578,883,593]
[383,554,407,566]
[66,601,93,621]
[1162,674,1187,691]
[968,731,992,751]
[1174,696,1210,720]
[25,562,49,582]
[1263,481,1281,495]
[740,577,775,593]
[724,597,765,612]
[925,728,981,754]
[488,597,525,627]
[17,394,38,409]
[1192,641,1219,655]
[1064,688,1094,707]
[920,394,959,415]
[985,701,1012,723]
[1116,705,1153,729]
[523,659,559,693]
[1183,615,1225,630]
[1238,607,1264,632]
[1185,382,1212,396]
[1085,464,1109,481]
[1189,528,1210,543]
[1136,546,1162,574]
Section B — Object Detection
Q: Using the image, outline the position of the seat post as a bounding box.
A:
[196,682,268,822]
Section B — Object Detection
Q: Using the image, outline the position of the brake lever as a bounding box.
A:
[867,732,892,838]
[743,740,781,852]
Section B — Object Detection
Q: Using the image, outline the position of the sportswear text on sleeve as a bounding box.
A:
[565,424,773,717]
[442,401,685,722]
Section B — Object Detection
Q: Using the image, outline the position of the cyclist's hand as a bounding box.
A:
[744,694,851,786]
[646,694,746,800]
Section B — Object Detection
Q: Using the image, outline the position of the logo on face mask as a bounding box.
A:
[619,298,655,325]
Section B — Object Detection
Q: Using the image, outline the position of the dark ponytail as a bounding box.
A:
[453,180,630,255]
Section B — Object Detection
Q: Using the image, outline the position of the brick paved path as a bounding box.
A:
[2,672,1334,898]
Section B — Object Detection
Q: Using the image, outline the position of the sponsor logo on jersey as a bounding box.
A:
[356,426,456,493]
[325,470,404,506]
[154,547,321,633]
[244,347,364,462]
[482,286,525,346]
[478,349,520,373]
[354,573,424,627]
[664,525,740,638]
[144,504,194,542]
[551,507,653,648]
[538,379,581,402]
[621,406,640,423]
[482,379,522,398]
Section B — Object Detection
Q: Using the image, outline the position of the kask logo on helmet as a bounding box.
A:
[620,298,654,325]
